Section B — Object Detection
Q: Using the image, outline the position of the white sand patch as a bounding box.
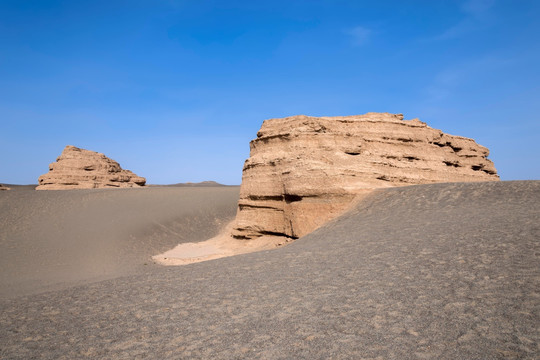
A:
[152,221,292,265]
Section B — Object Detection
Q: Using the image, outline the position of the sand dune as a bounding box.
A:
[0,181,539,358]
[0,186,239,298]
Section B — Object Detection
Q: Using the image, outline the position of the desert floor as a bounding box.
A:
[1,181,539,359]
[0,186,239,298]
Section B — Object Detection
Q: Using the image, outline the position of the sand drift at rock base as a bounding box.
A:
[153,221,293,265]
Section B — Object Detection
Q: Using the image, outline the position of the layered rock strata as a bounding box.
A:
[233,113,498,240]
[37,145,146,190]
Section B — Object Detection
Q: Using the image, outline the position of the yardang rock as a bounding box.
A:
[232,113,499,240]
[37,145,146,190]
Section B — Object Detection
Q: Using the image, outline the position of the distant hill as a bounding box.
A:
[149,181,236,187]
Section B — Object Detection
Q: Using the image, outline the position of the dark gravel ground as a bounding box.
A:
[1,181,538,359]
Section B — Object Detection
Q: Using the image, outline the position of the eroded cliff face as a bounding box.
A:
[232,113,498,240]
[37,145,146,190]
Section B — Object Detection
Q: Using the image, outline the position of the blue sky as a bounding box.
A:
[1,0,539,185]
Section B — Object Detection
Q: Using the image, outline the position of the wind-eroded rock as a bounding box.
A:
[233,113,499,240]
[37,146,146,190]
[0,184,10,191]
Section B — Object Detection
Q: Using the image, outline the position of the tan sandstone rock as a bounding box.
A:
[232,113,499,240]
[0,184,10,191]
[37,145,146,190]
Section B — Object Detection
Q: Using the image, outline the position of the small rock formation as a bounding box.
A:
[37,145,146,190]
[232,113,498,240]
[0,184,10,191]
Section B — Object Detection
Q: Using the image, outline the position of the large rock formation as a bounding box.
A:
[232,113,498,240]
[0,184,10,191]
[37,146,146,190]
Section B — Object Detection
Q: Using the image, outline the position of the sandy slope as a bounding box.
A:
[0,181,539,359]
[0,186,239,298]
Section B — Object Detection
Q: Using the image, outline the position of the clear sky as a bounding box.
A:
[1,0,539,185]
